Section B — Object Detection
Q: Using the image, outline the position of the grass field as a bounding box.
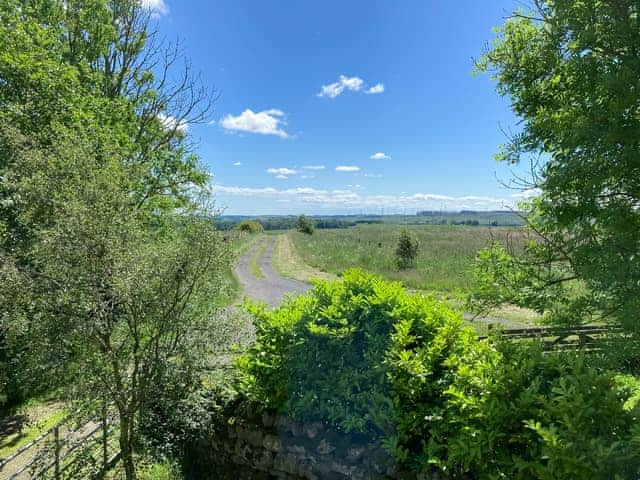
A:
[289,224,529,295]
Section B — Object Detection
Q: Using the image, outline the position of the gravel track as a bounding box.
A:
[235,237,311,307]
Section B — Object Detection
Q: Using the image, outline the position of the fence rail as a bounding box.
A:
[0,404,120,479]
[479,324,625,351]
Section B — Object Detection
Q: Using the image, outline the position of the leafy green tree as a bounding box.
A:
[473,0,640,329]
[296,214,315,235]
[0,2,227,478]
[236,219,264,234]
[395,229,419,269]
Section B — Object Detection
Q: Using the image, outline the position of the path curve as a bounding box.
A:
[235,237,311,307]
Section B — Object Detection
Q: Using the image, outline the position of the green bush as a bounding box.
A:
[236,219,264,234]
[395,229,418,269]
[237,269,464,436]
[237,270,640,479]
[296,214,315,235]
[390,332,640,479]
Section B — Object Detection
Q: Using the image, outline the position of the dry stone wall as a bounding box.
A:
[184,401,441,480]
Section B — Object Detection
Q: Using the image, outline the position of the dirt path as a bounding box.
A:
[235,236,311,307]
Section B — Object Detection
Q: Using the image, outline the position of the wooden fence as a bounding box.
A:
[0,404,120,479]
[479,324,625,351]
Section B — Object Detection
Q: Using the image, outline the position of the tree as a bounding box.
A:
[297,214,315,235]
[395,229,419,269]
[0,2,227,478]
[472,0,640,329]
[237,219,264,234]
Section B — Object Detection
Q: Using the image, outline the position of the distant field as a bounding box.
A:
[289,224,529,294]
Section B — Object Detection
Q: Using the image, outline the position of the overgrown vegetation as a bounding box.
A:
[289,224,529,293]
[0,2,230,478]
[237,271,640,478]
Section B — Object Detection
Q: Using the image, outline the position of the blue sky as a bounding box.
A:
[146,0,535,215]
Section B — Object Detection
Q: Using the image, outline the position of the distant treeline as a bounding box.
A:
[214,212,524,231]
[214,216,368,231]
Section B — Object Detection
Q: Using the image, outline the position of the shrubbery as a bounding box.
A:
[237,271,640,479]
[296,214,315,235]
[236,219,264,234]
[391,335,640,479]
[395,229,419,269]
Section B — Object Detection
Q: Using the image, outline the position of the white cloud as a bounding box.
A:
[336,165,360,172]
[317,75,364,98]
[158,113,187,133]
[318,75,385,98]
[511,188,542,199]
[220,109,289,138]
[366,83,385,94]
[233,161,242,166]
[140,0,169,16]
[364,173,383,178]
[302,165,326,170]
[369,152,391,160]
[275,175,288,179]
[267,167,297,176]
[211,184,516,213]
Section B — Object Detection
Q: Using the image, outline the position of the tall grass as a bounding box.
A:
[289,224,528,294]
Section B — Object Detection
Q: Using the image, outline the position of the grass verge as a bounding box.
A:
[272,234,337,283]
[248,238,269,279]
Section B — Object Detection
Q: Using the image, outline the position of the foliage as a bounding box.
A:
[0,1,227,478]
[475,0,640,329]
[237,270,464,437]
[395,229,419,269]
[296,214,315,235]
[236,219,264,234]
[444,343,640,479]
[237,270,640,478]
[390,328,640,479]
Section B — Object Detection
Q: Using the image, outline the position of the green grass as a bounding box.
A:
[248,238,269,278]
[0,398,66,459]
[215,232,263,307]
[289,224,529,295]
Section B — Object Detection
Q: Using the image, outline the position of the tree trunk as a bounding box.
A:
[119,413,137,480]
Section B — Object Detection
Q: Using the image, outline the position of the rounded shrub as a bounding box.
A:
[237,269,466,437]
[236,219,263,234]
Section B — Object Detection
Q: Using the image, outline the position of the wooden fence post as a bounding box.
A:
[102,399,108,470]
[54,425,61,480]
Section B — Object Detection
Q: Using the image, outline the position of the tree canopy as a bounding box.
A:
[0,2,229,478]
[473,0,640,329]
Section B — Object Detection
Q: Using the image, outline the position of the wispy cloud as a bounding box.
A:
[369,152,390,160]
[366,83,385,94]
[158,113,187,133]
[140,0,169,16]
[233,161,242,166]
[511,188,542,199]
[212,184,516,213]
[317,75,384,99]
[302,165,326,170]
[335,165,361,172]
[220,109,289,138]
[267,167,297,176]
[317,75,364,98]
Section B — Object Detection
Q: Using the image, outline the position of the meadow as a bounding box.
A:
[289,223,530,295]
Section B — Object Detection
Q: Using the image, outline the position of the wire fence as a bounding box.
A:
[0,404,120,479]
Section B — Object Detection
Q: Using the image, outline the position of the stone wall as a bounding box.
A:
[183,401,435,480]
